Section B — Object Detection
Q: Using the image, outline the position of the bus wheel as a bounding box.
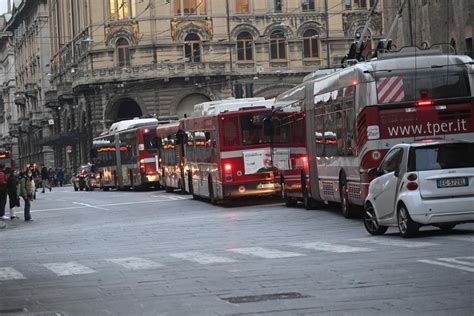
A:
[303,193,314,210]
[208,177,217,205]
[178,179,186,194]
[301,172,313,210]
[188,173,194,195]
[339,176,355,218]
[285,194,297,207]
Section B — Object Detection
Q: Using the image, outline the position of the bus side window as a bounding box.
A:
[344,101,356,156]
[314,108,325,156]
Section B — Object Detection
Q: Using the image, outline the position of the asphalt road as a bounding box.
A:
[0,186,473,316]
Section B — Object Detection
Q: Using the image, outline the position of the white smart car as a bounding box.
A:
[364,140,474,238]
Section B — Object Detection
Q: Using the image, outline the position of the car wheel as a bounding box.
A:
[436,224,456,232]
[397,203,419,238]
[364,203,388,235]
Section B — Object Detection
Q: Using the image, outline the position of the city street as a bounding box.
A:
[0,187,473,315]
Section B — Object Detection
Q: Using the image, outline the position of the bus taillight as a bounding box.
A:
[224,163,233,182]
[139,159,145,173]
[417,100,433,106]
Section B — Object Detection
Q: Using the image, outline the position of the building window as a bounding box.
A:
[270,30,287,60]
[267,0,282,12]
[354,0,367,9]
[109,0,135,20]
[236,0,250,13]
[174,0,206,16]
[116,38,130,67]
[301,0,315,11]
[184,33,201,62]
[345,0,351,9]
[303,29,319,59]
[237,32,253,61]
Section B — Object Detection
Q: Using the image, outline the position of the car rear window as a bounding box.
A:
[408,143,474,171]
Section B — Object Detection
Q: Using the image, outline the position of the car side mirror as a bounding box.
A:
[394,168,400,178]
[368,168,380,178]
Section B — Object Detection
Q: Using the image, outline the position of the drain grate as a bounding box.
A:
[221,292,310,304]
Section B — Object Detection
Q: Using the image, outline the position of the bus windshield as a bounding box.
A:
[144,134,159,153]
[240,113,271,146]
[375,66,470,103]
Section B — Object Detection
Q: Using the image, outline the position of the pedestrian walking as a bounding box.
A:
[48,167,56,187]
[0,164,8,220]
[6,167,20,220]
[29,164,39,200]
[41,164,51,193]
[57,168,65,187]
[19,170,34,221]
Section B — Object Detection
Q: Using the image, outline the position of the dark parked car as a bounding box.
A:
[72,164,97,191]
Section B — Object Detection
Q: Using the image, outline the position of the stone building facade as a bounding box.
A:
[382,0,473,57]
[0,11,19,168]
[10,0,384,169]
[6,0,55,169]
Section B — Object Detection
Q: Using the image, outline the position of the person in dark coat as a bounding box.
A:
[41,164,51,193]
[0,164,8,220]
[6,167,20,220]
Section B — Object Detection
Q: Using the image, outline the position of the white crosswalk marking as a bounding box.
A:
[107,257,163,270]
[437,256,474,267]
[353,237,438,248]
[418,259,474,273]
[170,251,236,264]
[43,262,96,276]
[291,242,372,253]
[227,247,305,259]
[0,267,26,281]
[444,236,474,242]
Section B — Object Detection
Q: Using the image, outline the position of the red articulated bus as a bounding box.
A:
[156,121,186,193]
[277,46,474,217]
[92,118,162,190]
[180,98,277,204]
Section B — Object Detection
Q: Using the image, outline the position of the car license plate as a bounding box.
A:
[437,177,468,188]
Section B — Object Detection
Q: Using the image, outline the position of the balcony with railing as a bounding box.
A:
[71,61,233,89]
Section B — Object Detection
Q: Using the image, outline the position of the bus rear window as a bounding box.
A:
[144,135,159,153]
[240,113,271,146]
[408,143,474,171]
[376,66,470,103]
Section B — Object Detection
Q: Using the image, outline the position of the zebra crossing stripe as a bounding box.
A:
[170,252,236,264]
[43,262,96,276]
[444,236,474,242]
[227,247,305,259]
[353,237,438,248]
[437,256,474,267]
[0,267,26,281]
[291,242,373,253]
[418,259,474,273]
[107,257,163,270]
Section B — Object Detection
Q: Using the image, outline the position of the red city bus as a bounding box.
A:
[92,118,161,190]
[280,47,474,217]
[270,100,308,207]
[156,121,186,193]
[181,98,276,204]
